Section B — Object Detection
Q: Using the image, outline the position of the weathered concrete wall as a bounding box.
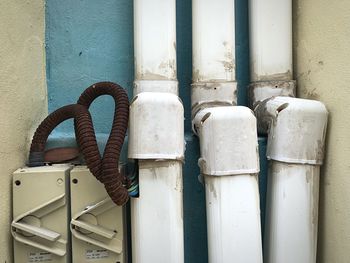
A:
[0,1,47,261]
[294,1,350,262]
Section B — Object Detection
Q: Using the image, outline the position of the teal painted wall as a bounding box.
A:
[46,0,134,137]
[46,1,267,262]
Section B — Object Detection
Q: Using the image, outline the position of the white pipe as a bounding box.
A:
[192,106,263,263]
[192,0,235,82]
[264,162,319,263]
[133,0,178,96]
[205,175,262,263]
[134,0,176,81]
[131,161,183,263]
[191,0,264,256]
[129,1,184,262]
[129,95,184,262]
[191,0,237,117]
[249,0,293,82]
[249,2,328,262]
[254,96,328,263]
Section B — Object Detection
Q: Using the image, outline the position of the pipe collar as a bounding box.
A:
[191,81,237,118]
[128,92,184,160]
[134,80,178,96]
[249,80,296,109]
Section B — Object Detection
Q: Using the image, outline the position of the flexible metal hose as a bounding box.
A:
[77,82,129,205]
[29,104,100,170]
[29,82,130,206]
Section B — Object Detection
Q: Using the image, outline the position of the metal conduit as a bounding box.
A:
[28,82,130,206]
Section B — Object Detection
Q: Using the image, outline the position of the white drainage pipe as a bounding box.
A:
[192,0,263,262]
[249,0,328,262]
[129,0,184,262]
[249,0,293,83]
[193,107,263,263]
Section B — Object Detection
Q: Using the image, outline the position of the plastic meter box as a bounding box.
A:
[12,164,72,263]
[70,166,126,263]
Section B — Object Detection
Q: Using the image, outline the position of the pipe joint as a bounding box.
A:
[255,96,328,165]
[133,80,178,96]
[191,81,237,119]
[193,106,259,176]
[128,92,184,161]
[249,80,296,109]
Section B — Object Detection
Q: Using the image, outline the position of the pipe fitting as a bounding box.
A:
[193,106,259,176]
[128,92,184,160]
[191,81,237,118]
[255,96,328,165]
[248,80,296,109]
[133,80,178,96]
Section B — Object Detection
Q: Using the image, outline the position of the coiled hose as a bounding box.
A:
[28,82,130,206]
[77,82,130,205]
[29,104,99,167]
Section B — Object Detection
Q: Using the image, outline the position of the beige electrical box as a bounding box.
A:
[70,166,126,263]
[12,165,72,263]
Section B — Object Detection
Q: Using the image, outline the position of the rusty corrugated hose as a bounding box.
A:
[77,82,129,205]
[29,82,130,206]
[29,104,99,168]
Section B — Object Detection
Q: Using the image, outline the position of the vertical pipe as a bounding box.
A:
[257,100,327,263]
[191,0,237,117]
[134,0,176,81]
[205,175,262,262]
[192,1,263,262]
[249,0,293,82]
[192,107,263,263]
[133,0,178,96]
[249,1,328,262]
[131,161,183,263]
[192,0,235,82]
[264,162,319,263]
[130,0,184,262]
